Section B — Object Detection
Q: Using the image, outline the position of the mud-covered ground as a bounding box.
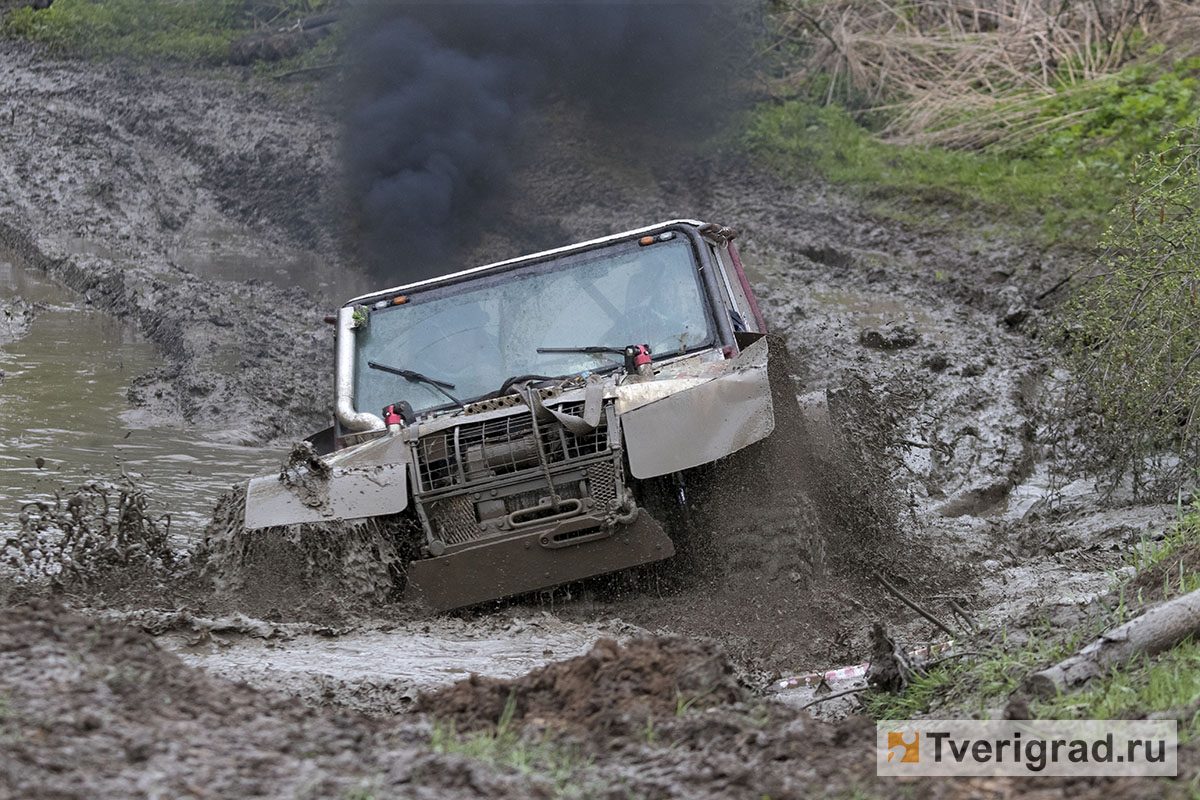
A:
[0,38,1186,798]
[3,601,1189,799]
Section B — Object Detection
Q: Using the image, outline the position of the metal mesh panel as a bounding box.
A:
[415,431,457,492]
[427,495,481,545]
[586,461,617,508]
[461,414,540,479]
[414,401,612,493]
[540,401,609,461]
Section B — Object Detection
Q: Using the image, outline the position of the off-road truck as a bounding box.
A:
[242,220,794,609]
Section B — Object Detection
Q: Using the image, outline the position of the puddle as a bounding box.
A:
[810,287,942,335]
[0,258,278,537]
[161,617,635,710]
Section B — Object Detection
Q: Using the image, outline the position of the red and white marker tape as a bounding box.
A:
[769,640,954,692]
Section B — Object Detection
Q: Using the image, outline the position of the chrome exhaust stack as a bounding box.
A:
[334,305,385,434]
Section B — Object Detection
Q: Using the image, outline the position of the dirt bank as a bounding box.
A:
[0,40,351,444]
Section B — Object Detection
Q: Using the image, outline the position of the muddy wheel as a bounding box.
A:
[631,336,826,589]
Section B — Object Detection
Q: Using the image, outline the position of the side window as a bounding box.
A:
[709,244,749,333]
[700,244,739,331]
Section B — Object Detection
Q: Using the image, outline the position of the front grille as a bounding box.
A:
[427,495,480,545]
[414,401,612,493]
[548,402,610,461]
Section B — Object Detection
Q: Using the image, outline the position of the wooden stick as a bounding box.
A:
[946,599,980,634]
[873,572,961,639]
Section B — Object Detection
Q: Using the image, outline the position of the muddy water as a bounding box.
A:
[0,258,278,536]
[163,616,640,712]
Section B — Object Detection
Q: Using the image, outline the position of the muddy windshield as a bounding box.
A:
[352,236,714,415]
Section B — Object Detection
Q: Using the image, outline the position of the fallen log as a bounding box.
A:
[1025,587,1200,698]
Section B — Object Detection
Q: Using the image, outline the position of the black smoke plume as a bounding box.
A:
[340,1,751,282]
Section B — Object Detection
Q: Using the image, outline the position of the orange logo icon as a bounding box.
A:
[887,731,920,763]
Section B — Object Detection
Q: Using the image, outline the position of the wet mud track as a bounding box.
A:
[0,38,1185,798]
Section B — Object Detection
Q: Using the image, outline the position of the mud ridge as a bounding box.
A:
[416,635,746,734]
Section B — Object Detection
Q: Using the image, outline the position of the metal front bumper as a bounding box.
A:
[404,509,674,610]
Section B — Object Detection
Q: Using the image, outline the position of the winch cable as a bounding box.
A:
[518,384,562,507]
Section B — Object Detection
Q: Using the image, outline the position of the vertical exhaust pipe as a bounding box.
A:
[335,306,385,433]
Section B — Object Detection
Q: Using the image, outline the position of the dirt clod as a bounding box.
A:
[416,635,746,734]
[859,324,920,350]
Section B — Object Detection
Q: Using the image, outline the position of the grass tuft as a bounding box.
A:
[746,99,1122,246]
[2,0,330,64]
[429,694,594,799]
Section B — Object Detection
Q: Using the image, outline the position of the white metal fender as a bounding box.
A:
[619,337,775,480]
[243,434,410,530]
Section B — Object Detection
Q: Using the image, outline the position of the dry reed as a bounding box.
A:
[773,0,1200,147]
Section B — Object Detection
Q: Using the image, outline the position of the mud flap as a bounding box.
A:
[404,510,674,610]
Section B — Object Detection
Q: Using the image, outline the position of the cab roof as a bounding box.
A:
[345,219,707,308]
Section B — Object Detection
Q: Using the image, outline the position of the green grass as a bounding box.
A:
[1036,640,1200,739]
[869,505,1200,729]
[1130,502,1200,601]
[746,99,1124,248]
[751,21,1200,248]
[865,623,1084,720]
[1134,504,1196,572]
[429,696,595,799]
[864,661,970,720]
[1028,56,1200,164]
[2,0,329,64]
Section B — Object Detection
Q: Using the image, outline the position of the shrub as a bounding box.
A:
[1062,130,1200,489]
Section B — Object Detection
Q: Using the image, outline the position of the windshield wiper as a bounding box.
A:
[367,360,462,407]
[536,345,625,357]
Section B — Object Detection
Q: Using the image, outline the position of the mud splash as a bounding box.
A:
[199,484,407,617]
[3,474,177,588]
